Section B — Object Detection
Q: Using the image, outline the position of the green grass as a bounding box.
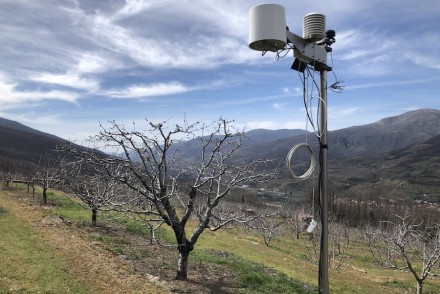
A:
[0,201,90,293]
[50,194,93,223]
[195,250,315,293]
[14,188,440,294]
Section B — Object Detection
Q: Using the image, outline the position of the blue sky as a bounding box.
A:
[0,0,439,144]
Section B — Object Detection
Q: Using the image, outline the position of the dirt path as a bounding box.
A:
[1,190,170,294]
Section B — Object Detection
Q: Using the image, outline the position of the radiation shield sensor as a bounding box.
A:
[248,4,287,52]
[249,5,332,71]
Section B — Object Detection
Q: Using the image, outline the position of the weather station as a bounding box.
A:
[249,4,338,294]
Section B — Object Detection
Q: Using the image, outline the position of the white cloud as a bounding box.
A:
[284,121,307,129]
[331,107,361,117]
[246,121,277,130]
[411,55,440,71]
[59,0,256,70]
[282,87,303,96]
[246,120,307,130]
[0,73,79,109]
[110,0,157,21]
[30,72,99,92]
[0,112,61,126]
[75,53,119,74]
[103,81,191,99]
[0,0,439,142]
[272,102,288,112]
[346,77,440,91]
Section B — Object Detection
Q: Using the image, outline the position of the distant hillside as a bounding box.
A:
[1,109,439,201]
[380,134,440,187]
[242,129,306,146]
[328,108,440,159]
[0,117,104,163]
[235,109,440,162]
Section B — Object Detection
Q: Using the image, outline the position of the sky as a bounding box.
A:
[0,0,439,145]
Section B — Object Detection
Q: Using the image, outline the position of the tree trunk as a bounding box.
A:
[176,249,190,280]
[417,280,422,294]
[91,208,97,226]
[149,227,154,245]
[42,187,47,205]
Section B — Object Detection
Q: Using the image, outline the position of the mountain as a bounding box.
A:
[166,128,307,162]
[242,129,306,146]
[0,117,103,163]
[146,108,440,173]
[328,109,440,159]
[383,134,440,186]
[235,109,440,162]
[1,108,438,201]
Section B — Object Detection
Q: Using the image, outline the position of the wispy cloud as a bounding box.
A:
[0,73,79,109]
[411,54,440,71]
[246,121,277,130]
[272,102,289,112]
[75,53,120,74]
[0,112,61,126]
[330,107,361,117]
[246,120,307,130]
[0,0,439,142]
[103,82,191,99]
[30,72,100,92]
[346,77,440,90]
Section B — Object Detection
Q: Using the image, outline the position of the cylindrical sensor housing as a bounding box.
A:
[249,4,287,52]
[303,13,326,41]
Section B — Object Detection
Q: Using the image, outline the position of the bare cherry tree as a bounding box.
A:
[306,215,353,270]
[58,157,124,226]
[0,158,17,188]
[62,118,276,279]
[33,156,60,204]
[365,216,440,294]
[283,206,311,240]
[248,211,283,246]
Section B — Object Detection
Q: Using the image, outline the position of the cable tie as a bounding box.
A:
[320,144,328,149]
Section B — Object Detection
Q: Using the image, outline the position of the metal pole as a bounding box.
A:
[318,69,329,294]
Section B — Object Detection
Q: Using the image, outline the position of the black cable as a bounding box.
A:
[302,70,316,132]
[275,45,294,61]
[329,52,345,93]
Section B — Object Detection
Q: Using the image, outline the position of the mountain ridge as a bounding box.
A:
[0,109,439,200]
[0,117,102,163]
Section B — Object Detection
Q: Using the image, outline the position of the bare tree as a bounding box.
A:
[328,221,352,270]
[283,206,311,240]
[306,216,353,270]
[19,163,37,195]
[33,156,60,205]
[365,216,440,294]
[0,159,17,188]
[61,118,276,279]
[59,158,125,226]
[248,211,283,246]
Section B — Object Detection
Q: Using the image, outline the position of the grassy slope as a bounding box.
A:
[0,195,90,293]
[193,222,440,293]
[0,188,168,294]
[153,206,440,293]
[2,186,440,294]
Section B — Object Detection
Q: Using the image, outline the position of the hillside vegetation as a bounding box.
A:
[1,186,439,293]
[0,109,440,293]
